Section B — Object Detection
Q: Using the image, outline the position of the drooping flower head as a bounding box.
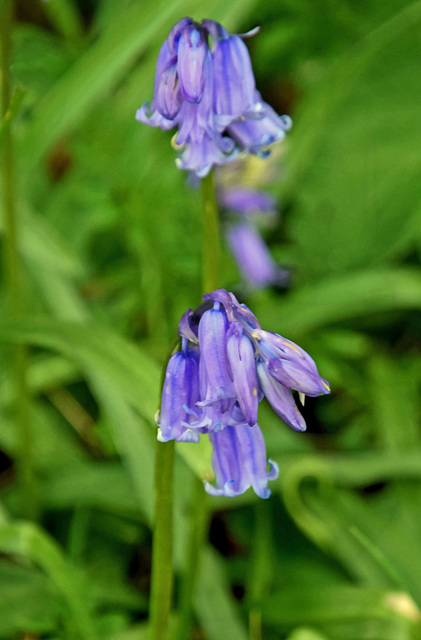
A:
[136,18,292,177]
[157,290,330,498]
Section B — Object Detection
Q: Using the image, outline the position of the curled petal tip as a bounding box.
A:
[322,379,331,393]
[267,459,279,480]
[203,480,223,497]
[239,26,260,39]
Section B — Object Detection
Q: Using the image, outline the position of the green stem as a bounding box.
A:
[150,171,220,640]
[248,502,272,640]
[174,477,209,640]
[149,439,175,640]
[173,171,220,640]
[201,171,220,292]
[1,0,35,519]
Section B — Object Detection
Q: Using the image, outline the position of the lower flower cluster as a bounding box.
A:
[158,289,330,498]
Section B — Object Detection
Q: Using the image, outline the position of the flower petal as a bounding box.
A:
[177,25,207,102]
[226,322,259,425]
[254,330,330,396]
[155,59,183,119]
[257,360,307,432]
[198,305,235,403]
[158,347,200,442]
[227,223,290,289]
[204,423,278,498]
[212,35,256,119]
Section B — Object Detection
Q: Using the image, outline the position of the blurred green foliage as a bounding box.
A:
[1,0,421,638]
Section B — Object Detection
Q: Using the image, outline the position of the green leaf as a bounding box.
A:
[194,549,249,640]
[259,268,421,338]
[0,318,160,420]
[262,585,414,639]
[287,630,331,640]
[42,0,84,42]
[283,1,421,278]
[0,519,98,640]
[41,462,139,513]
[90,375,155,522]
[0,560,60,638]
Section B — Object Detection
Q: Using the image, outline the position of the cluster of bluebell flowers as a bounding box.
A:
[158,289,330,498]
[136,17,292,177]
[219,186,289,290]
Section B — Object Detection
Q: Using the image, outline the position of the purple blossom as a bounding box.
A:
[227,98,292,156]
[198,303,236,407]
[226,222,289,289]
[219,186,289,290]
[204,423,278,499]
[219,188,277,219]
[157,289,330,498]
[158,338,201,443]
[226,322,259,426]
[136,18,291,177]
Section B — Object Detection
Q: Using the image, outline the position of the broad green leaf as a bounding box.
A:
[195,549,249,640]
[259,268,421,338]
[0,202,84,278]
[42,0,84,42]
[368,355,420,450]
[41,462,138,513]
[0,318,160,420]
[282,1,421,278]
[287,629,331,640]
[262,585,414,639]
[90,375,155,522]
[0,561,60,638]
[0,520,98,640]
[282,458,421,604]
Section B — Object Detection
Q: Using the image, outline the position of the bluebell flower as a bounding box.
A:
[218,185,289,289]
[219,187,278,219]
[253,329,330,397]
[227,99,292,157]
[226,321,259,426]
[136,17,291,177]
[226,222,289,289]
[157,338,202,443]
[204,423,279,499]
[157,289,330,498]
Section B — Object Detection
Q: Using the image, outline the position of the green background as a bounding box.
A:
[1,0,421,638]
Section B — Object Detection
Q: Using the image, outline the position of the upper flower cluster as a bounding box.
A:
[158,289,330,498]
[136,18,292,177]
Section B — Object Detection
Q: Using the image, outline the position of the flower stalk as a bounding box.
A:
[149,438,175,640]
[173,171,220,640]
[174,476,209,640]
[201,170,220,292]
